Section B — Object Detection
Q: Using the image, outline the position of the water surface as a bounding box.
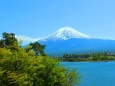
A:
[61,61,115,86]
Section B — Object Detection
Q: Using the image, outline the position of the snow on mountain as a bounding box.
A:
[36,27,115,56]
[40,27,91,41]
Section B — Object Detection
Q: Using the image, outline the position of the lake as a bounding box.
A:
[61,61,115,86]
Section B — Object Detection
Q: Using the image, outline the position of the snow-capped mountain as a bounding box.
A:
[39,27,91,41]
[37,27,115,57]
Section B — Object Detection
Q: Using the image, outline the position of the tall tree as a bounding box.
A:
[0,32,18,49]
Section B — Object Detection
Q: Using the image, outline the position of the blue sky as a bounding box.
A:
[0,0,115,44]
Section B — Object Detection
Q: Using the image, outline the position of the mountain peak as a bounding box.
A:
[57,27,75,31]
[41,27,91,41]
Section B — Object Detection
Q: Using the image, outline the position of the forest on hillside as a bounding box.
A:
[60,52,115,62]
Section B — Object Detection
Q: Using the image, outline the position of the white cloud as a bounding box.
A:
[92,36,115,40]
[15,35,42,43]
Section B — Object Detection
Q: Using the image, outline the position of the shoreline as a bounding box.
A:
[60,60,115,62]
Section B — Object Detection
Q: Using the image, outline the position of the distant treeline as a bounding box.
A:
[59,52,115,62]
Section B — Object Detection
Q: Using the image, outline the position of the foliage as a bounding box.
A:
[30,42,46,56]
[61,52,115,62]
[0,32,81,86]
[0,47,81,86]
[0,32,18,49]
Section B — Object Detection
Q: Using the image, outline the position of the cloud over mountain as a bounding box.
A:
[15,35,41,43]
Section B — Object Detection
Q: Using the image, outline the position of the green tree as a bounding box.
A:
[30,42,46,56]
[65,68,81,86]
[2,32,18,46]
[0,32,19,51]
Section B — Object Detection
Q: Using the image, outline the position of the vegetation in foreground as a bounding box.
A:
[0,32,81,86]
[60,52,115,62]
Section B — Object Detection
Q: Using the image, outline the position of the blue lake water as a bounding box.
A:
[61,61,115,86]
